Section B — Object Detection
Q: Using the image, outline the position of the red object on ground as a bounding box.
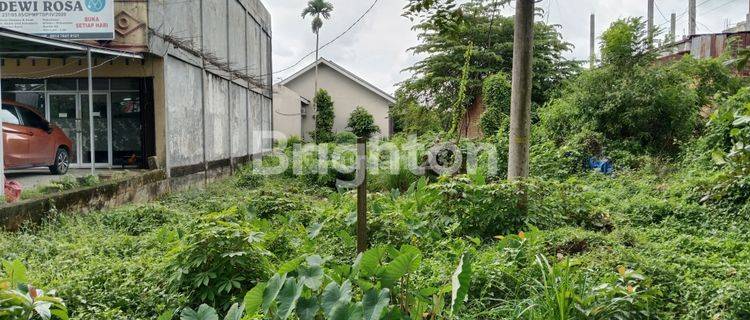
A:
[4,180,22,203]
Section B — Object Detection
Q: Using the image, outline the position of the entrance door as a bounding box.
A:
[80,94,110,165]
[48,93,111,166]
[48,94,78,163]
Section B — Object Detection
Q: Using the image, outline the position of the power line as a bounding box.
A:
[267,0,380,78]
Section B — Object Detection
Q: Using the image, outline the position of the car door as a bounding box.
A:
[16,106,55,166]
[1,104,29,168]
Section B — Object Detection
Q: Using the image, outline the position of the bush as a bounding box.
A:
[480,73,511,137]
[334,131,357,144]
[346,106,380,138]
[166,207,272,310]
[311,89,335,143]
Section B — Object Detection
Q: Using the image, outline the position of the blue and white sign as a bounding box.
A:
[0,0,115,40]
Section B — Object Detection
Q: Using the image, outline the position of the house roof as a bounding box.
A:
[279,58,396,104]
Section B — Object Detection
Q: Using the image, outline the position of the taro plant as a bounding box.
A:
[0,260,68,320]
[175,245,473,320]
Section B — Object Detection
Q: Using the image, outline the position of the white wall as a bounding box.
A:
[272,85,304,139]
[283,63,392,140]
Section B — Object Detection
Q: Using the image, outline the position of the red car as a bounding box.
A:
[2,100,74,174]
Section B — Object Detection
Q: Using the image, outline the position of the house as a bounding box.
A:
[274,58,395,140]
[0,0,273,187]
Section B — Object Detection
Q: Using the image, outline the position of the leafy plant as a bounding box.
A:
[347,107,380,139]
[0,260,68,320]
[312,89,335,143]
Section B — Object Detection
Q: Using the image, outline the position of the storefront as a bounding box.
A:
[1,77,154,168]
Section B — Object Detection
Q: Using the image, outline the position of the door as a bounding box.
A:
[48,94,78,163]
[80,94,110,165]
[1,104,29,168]
[15,106,55,165]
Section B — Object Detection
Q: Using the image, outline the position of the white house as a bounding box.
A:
[273,58,395,140]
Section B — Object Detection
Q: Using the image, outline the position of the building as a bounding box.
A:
[0,0,273,186]
[659,30,750,77]
[273,58,395,140]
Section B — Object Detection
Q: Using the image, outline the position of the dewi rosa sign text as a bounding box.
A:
[0,1,84,12]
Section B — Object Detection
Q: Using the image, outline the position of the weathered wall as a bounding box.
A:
[166,57,204,167]
[147,0,273,178]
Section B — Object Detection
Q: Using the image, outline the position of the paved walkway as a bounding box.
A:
[5,168,143,190]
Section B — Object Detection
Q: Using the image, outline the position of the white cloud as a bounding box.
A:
[267,0,749,94]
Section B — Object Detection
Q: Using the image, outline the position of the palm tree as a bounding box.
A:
[301,0,333,108]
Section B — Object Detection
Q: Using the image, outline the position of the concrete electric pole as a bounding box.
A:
[689,0,697,36]
[669,13,677,43]
[507,0,535,181]
[648,0,655,45]
[746,0,750,31]
[590,14,596,69]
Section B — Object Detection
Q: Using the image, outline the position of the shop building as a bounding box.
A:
[0,0,273,185]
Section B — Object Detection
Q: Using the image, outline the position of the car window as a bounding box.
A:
[16,106,47,129]
[1,105,21,125]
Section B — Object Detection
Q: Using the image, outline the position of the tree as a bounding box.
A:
[480,73,511,136]
[347,107,381,139]
[301,0,334,109]
[312,89,335,143]
[399,0,576,127]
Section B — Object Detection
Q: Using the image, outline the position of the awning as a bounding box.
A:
[0,27,142,59]
[0,28,142,195]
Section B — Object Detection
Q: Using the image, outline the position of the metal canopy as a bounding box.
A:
[0,27,143,198]
[0,27,142,59]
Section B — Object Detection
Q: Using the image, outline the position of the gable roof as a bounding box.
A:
[279,58,396,104]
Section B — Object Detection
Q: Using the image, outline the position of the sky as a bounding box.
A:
[261,0,750,94]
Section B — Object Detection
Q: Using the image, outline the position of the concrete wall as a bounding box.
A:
[272,85,304,138]
[148,0,272,179]
[283,63,392,140]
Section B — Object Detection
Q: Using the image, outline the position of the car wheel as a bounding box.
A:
[50,148,70,175]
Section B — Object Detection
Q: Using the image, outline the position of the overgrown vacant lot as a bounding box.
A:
[1,158,749,319]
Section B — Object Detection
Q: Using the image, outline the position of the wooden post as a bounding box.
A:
[689,0,696,36]
[507,0,535,181]
[590,14,596,69]
[356,137,368,253]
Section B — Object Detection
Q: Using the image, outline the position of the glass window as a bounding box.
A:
[1,92,46,116]
[111,78,140,91]
[1,105,21,125]
[78,78,109,91]
[16,106,47,129]
[47,79,77,91]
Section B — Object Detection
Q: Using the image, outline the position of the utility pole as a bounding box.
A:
[746,0,750,31]
[507,0,534,181]
[669,13,677,43]
[689,0,697,36]
[648,0,655,45]
[590,14,596,69]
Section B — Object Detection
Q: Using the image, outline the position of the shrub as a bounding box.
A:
[480,73,511,137]
[166,207,272,310]
[334,131,357,144]
[312,89,335,143]
[346,106,380,138]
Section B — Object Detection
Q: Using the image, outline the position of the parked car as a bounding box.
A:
[1,100,74,174]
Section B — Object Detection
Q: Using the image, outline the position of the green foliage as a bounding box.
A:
[166,207,272,310]
[599,18,653,68]
[312,89,335,143]
[301,0,333,34]
[389,92,444,135]
[400,0,577,121]
[346,107,380,139]
[479,73,511,136]
[0,260,68,320]
[334,131,358,144]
